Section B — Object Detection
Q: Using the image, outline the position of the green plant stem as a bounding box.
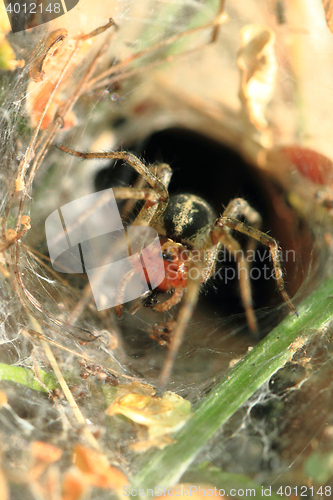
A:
[132,277,333,490]
[0,362,57,392]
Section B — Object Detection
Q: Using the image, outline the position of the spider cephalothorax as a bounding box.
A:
[158,239,190,292]
[58,145,298,385]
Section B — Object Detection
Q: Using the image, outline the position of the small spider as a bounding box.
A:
[57,145,298,386]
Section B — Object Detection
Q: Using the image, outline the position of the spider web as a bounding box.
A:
[0,0,333,498]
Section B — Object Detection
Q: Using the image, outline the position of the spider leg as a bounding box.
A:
[217,217,299,317]
[112,187,160,202]
[120,171,151,220]
[116,162,171,226]
[129,290,153,315]
[116,253,184,318]
[57,147,167,196]
[59,159,171,324]
[222,198,262,255]
[209,225,257,332]
[153,287,184,312]
[159,260,202,387]
[57,147,171,225]
[113,164,172,316]
[115,267,139,317]
[133,163,172,227]
[79,18,118,41]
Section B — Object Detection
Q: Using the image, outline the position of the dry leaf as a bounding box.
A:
[73,445,128,490]
[26,29,86,130]
[112,381,156,397]
[106,382,191,450]
[30,29,68,82]
[0,390,8,406]
[237,24,277,131]
[61,469,87,500]
[4,228,17,242]
[42,466,62,500]
[323,0,333,33]
[131,434,175,453]
[26,79,77,130]
[265,145,333,191]
[29,441,62,481]
[31,441,62,463]
[26,18,115,130]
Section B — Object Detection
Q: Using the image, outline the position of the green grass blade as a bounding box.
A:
[0,362,57,392]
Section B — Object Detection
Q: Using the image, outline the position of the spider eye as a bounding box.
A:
[163,251,174,262]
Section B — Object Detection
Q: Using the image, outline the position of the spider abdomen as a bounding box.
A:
[154,193,216,250]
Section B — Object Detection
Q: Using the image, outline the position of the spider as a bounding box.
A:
[57,145,298,386]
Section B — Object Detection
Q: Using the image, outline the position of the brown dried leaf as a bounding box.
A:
[279,146,333,184]
[106,383,191,451]
[61,470,87,500]
[42,466,62,500]
[4,229,17,242]
[26,30,83,130]
[21,215,31,229]
[29,441,62,481]
[29,29,68,82]
[111,381,156,398]
[131,434,175,452]
[0,390,8,406]
[323,0,333,33]
[31,441,62,463]
[237,24,277,131]
[73,445,128,490]
[26,80,77,130]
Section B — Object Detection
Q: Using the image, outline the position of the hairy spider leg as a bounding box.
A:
[159,206,259,386]
[217,217,299,317]
[159,258,203,387]
[159,206,298,386]
[222,198,263,255]
[120,173,151,221]
[58,146,172,316]
[210,223,257,332]
[115,266,138,317]
[208,198,263,332]
[153,286,185,312]
[114,163,172,315]
[56,147,170,223]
